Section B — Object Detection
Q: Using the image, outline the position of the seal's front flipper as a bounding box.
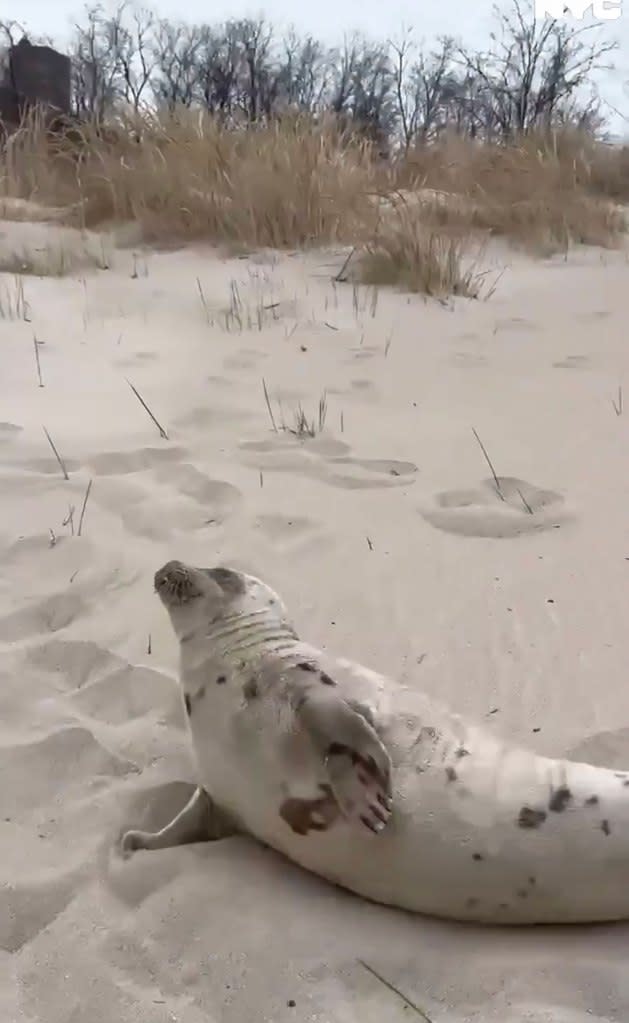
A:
[119,786,238,858]
[296,690,393,833]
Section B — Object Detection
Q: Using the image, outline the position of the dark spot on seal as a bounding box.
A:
[624,780,629,788]
[243,677,258,700]
[456,747,470,759]
[614,773,626,779]
[297,661,316,672]
[445,766,457,782]
[601,819,611,836]
[528,876,536,886]
[328,741,349,759]
[585,795,599,806]
[465,897,479,908]
[499,903,509,910]
[472,852,483,861]
[549,786,572,813]
[184,693,191,716]
[319,671,336,686]
[518,806,547,829]
[216,675,227,685]
[279,785,339,835]
[516,889,528,898]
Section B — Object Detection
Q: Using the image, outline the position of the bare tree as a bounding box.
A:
[458,0,616,137]
[70,4,125,118]
[328,34,396,146]
[276,29,330,113]
[390,32,457,148]
[193,23,241,117]
[115,4,156,110]
[58,0,620,143]
[150,19,204,108]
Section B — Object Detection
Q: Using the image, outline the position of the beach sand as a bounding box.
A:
[2,216,629,1021]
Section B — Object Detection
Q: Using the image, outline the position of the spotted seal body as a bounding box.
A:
[121,560,629,925]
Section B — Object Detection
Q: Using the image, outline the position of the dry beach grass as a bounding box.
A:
[1,109,627,295]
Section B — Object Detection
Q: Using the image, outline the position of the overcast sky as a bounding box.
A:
[9,0,629,136]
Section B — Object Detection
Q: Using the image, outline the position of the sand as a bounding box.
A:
[2,215,629,1022]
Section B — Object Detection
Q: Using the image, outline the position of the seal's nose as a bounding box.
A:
[154,560,183,592]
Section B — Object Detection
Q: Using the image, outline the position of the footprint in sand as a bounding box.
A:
[172,404,256,430]
[327,379,378,402]
[239,434,417,491]
[0,866,86,953]
[0,590,87,641]
[553,355,589,370]
[0,421,22,443]
[87,446,187,476]
[0,725,136,814]
[254,513,335,556]
[565,728,629,771]
[223,348,270,371]
[27,638,120,690]
[27,638,180,726]
[420,476,571,538]
[84,445,243,539]
[450,352,487,368]
[115,351,160,371]
[21,455,82,477]
[345,344,381,363]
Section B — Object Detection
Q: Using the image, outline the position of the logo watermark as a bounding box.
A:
[535,0,622,18]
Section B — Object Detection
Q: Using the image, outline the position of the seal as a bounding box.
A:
[121,559,629,925]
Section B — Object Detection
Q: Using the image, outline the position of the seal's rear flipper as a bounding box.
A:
[119,786,238,857]
[296,690,393,833]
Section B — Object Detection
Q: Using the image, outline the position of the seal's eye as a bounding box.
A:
[202,568,245,597]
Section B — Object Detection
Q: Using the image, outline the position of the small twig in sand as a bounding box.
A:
[384,331,393,357]
[42,426,69,480]
[196,277,211,324]
[334,247,355,283]
[262,378,278,432]
[126,379,169,439]
[358,961,434,1022]
[63,504,76,536]
[77,478,93,536]
[471,428,504,502]
[340,410,344,433]
[259,471,264,488]
[324,321,339,331]
[612,386,623,416]
[49,528,57,547]
[318,391,328,433]
[366,536,373,550]
[147,634,152,655]
[33,335,44,387]
[517,488,534,515]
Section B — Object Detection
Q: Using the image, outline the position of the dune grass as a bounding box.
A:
[0,237,111,277]
[396,131,627,254]
[0,108,626,297]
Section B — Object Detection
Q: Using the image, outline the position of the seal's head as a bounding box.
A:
[154,559,292,644]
